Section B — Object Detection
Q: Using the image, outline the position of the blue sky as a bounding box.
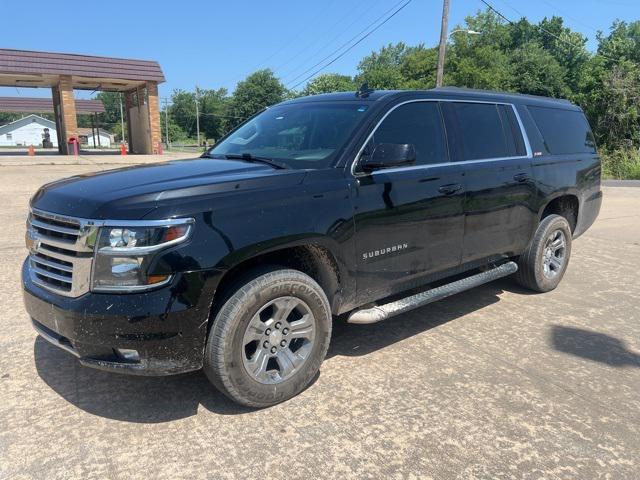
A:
[1,0,638,100]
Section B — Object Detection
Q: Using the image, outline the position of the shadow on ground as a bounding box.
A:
[551,325,640,367]
[34,281,508,422]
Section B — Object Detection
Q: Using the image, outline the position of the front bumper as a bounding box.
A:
[23,259,218,375]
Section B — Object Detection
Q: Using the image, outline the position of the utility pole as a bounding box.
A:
[119,93,126,144]
[436,0,450,88]
[195,86,200,147]
[164,97,170,149]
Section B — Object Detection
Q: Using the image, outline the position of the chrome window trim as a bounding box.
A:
[350,98,533,177]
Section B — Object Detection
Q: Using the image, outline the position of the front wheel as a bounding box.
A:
[514,214,572,292]
[204,268,332,407]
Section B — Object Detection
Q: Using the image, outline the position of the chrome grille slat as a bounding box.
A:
[37,245,79,262]
[26,208,95,297]
[31,264,73,284]
[31,255,73,273]
[30,218,80,236]
[29,231,77,250]
[32,210,81,227]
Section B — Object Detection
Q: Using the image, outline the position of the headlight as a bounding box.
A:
[91,219,194,292]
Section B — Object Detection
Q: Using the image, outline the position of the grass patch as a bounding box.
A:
[601,148,640,180]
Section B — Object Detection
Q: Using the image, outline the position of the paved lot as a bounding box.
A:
[1,159,639,479]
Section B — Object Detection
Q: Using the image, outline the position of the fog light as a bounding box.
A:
[115,348,140,362]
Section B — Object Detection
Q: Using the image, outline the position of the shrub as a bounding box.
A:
[600,148,640,180]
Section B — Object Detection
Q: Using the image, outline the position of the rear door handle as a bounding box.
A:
[513,173,530,183]
[438,183,462,195]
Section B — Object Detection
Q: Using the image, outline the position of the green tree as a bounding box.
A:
[447,44,512,90]
[509,42,570,97]
[575,21,640,149]
[355,43,409,89]
[94,92,123,126]
[302,73,356,95]
[399,46,439,89]
[228,69,287,126]
[534,17,589,91]
[160,107,190,144]
[78,92,126,138]
[197,87,230,142]
[169,89,198,138]
[0,112,21,125]
[596,20,640,65]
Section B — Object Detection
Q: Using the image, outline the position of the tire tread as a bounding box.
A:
[204,267,331,407]
[515,214,572,292]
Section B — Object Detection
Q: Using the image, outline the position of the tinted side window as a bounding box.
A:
[371,102,448,165]
[442,102,513,161]
[527,106,596,154]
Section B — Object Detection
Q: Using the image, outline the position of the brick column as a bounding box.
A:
[57,75,77,155]
[146,81,162,154]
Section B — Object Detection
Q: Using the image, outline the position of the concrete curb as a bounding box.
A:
[0,152,198,167]
[603,180,640,187]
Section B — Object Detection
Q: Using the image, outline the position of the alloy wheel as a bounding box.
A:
[241,296,316,384]
[542,229,566,279]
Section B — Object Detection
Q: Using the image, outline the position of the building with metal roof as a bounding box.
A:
[0,48,165,154]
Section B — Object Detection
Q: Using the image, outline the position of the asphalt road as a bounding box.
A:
[1,159,639,479]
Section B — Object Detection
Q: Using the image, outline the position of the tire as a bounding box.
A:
[515,214,572,293]
[204,267,332,407]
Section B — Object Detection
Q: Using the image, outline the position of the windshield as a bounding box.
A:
[208,102,370,169]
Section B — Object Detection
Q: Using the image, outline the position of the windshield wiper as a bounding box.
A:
[204,152,289,170]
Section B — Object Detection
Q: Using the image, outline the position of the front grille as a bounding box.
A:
[26,209,95,297]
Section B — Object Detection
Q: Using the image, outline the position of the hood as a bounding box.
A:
[30,157,307,219]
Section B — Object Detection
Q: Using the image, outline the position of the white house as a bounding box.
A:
[0,114,57,147]
[77,127,114,148]
[0,115,116,148]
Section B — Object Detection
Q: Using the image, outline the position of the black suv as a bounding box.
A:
[23,87,602,406]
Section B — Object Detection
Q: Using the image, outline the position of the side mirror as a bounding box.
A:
[361,143,416,172]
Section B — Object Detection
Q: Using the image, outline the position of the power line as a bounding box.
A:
[479,0,513,24]
[479,0,587,53]
[536,0,599,33]
[278,0,381,80]
[252,0,339,72]
[288,0,413,90]
[479,0,624,65]
[286,0,409,87]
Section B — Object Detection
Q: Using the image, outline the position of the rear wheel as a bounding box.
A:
[204,268,332,407]
[515,214,572,292]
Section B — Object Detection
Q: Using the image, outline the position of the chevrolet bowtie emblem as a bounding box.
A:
[25,228,40,253]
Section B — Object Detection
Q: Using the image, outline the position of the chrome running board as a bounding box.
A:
[347,261,518,324]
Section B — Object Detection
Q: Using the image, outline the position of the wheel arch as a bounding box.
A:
[210,239,345,326]
[539,193,580,232]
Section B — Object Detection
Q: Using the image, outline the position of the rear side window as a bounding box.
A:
[527,106,596,154]
[441,102,514,161]
[371,102,448,165]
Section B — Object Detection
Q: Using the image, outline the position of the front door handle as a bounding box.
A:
[513,173,530,183]
[438,183,462,195]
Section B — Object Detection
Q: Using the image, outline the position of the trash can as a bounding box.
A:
[67,137,78,156]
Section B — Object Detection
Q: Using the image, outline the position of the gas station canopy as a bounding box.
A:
[0,48,165,154]
[0,48,165,91]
